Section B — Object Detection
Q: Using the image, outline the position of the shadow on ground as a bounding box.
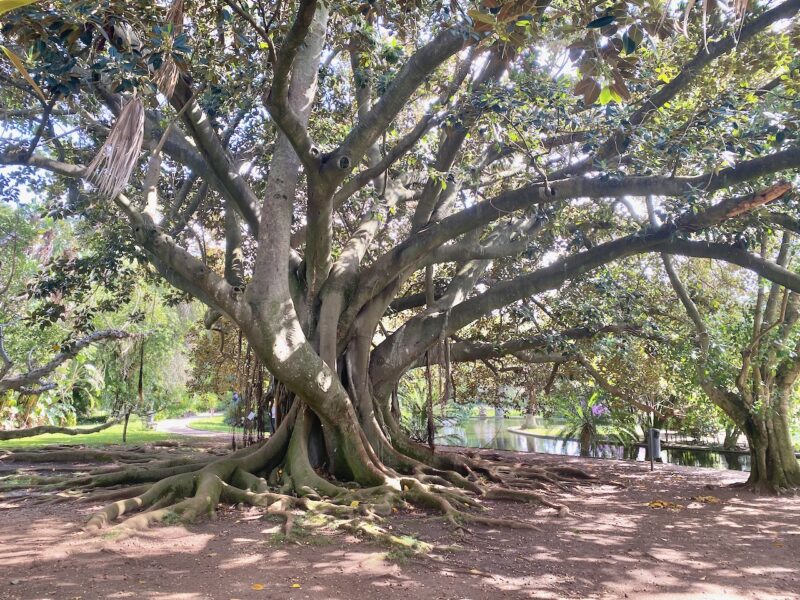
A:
[1,449,798,600]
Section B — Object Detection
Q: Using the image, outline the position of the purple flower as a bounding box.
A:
[591,404,609,417]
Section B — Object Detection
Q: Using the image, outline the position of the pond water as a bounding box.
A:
[436,417,752,472]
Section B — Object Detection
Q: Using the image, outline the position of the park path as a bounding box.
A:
[156,413,227,438]
[4,450,798,600]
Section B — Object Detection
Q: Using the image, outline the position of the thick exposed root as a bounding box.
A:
[1,459,211,494]
[0,444,204,464]
[4,409,601,539]
[338,519,432,555]
[385,423,608,491]
[77,484,153,503]
[0,440,264,497]
[81,442,593,536]
[81,448,576,537]
[484,487,569,515]
[724,477,800,495]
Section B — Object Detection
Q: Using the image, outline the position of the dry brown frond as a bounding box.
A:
[166,0,184,34]
[153,55,181,98]
[152,0,185,98]
[85,97,145,199]
[733,0,749,33]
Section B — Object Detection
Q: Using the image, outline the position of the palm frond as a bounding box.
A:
[153,0,185,98]
[154,57,181,99]
[85,97,144,199]
[166,0,184,34]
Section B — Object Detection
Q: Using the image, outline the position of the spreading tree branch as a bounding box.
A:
[264,0,321,171]
[350,147,800,326]
[556,0,800,177]
[327,26,469,182]
[0,329,130,394]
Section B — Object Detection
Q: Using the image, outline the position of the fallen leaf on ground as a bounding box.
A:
[646,500,683,511]
[691,495,721,504]
[250,583,265,590]
[291,583,301,588]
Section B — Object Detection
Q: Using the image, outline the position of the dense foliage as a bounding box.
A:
[0,0,799,531]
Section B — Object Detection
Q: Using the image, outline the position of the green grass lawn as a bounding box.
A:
[517,425,627,437]
[0,418,185,450]
[515,425,563,436]
[187,415,237,433]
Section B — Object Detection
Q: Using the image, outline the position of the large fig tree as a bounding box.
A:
[1,0,800,529]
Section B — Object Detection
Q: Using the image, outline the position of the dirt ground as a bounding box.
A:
[1,446,798,600]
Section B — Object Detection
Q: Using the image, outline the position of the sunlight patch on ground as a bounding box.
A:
[218,553,264,570]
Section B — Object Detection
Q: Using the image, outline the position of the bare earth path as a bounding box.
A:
[1,448,798,600]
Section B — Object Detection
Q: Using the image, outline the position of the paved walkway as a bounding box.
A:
[156,414,227,437]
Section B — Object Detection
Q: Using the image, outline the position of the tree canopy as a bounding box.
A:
[1,0,799,529]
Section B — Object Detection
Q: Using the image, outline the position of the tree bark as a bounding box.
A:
[522,386,538,430]
[122,412,131,444]
[741,402,800,492]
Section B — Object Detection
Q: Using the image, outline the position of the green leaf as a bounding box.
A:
[622,32,637,54]
[587,15,615,29]
[1,45,46,101]
[581,78,602,105]
[0,0,38,16]
[597,86,622,105]
[467,10,496,26]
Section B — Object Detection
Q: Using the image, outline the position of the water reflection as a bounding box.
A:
[437,417,752,472]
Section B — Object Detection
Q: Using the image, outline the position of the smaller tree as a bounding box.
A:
[661,228,800,492]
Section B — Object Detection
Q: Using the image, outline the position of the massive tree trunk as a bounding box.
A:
[80,326,585,534]
[740,393,800,492]
[746,430,800,492]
